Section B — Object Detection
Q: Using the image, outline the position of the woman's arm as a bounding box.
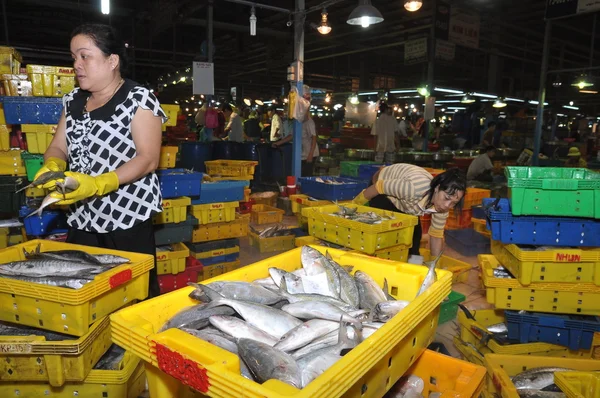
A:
[43,112,68,162]
[113,107,162,185]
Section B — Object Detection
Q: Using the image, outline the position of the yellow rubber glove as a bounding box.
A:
[352,189,369,205]
[33,157,67,189]
[50,171,120,205]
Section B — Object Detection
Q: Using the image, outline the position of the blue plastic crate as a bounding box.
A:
[19,206,68,236]
[192,180,247,205]
[483,198,600,246]
[2,97,63,124]
[185,238,240,253]
[357,164,384,182]
[154,215,198,245]
[298,176,368,201]
[445,229,490,256]
[505,310,600,351]
[471,205,486,220]
[157,169,203,199]
[197,252,239,266]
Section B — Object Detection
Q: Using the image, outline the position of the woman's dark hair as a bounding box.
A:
[71,24,129,76]
[426,167,467,214]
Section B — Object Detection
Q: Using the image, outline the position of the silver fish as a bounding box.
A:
[188,282,282,306]
[354,271,387,310]
[16,170,66,193]
[0,321,73,341]
[274,319,340,352]
[278,278,354,310]
[25,195,62,218]
[159,304,236,332]
[416,259,439,297]
[25,176,79,218]
[518,391,566,398]
[281,301,362,331]
[370,300,411,322]
[487,322,508,334]
[237,338,302,388]
[93,344,126,370]
[383,278,396,301]
[0,259,106,278]
[512,367,572,391]
[301,246,327,276]
[199,284,302,339]
[269,268,305,294]
[208,315,279,346]
[24,245,129,266]
[324,251,359,308]
[0,274,94,289]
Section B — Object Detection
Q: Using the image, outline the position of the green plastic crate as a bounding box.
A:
[439,290,466,325]
[506,166,600,218]
[22,154,44,182]
[340,161,377,178]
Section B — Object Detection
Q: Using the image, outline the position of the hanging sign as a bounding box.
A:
[404,37,428,65]
[449,9,480,49]
[435,1,451,40]
[193,62,214,95]
[545,0,600,19]
[435,40,456,61]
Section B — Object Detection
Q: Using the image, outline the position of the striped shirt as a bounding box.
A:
[375,163,448,238]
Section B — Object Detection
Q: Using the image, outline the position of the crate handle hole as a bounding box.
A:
[388,357,392,367]
[430,376,437,386]
[361,384,368,395]
[412,337,417,347]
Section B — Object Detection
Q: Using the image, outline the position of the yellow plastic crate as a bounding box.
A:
[295,235,320,247]
[0,149,23,166]
[0,240,154,336]
[404,349,486,398]
[0,228,8,249]
[0,46,22,74]
[156,242,190,276]
[289,194,333,214]
[454,336,485,367]
[191,215,249,243]
[0,164,26,176]
[0,105,5,125]
[205,160,258,177]
[0,124,9,150]
[249,231,296,253]
[351,244,410,262]
[484,354,600,398]
[302,204,418,254]
[421,248,473,284]
[457,308,597,358]
[463,187,491,209]
[556,371,600,398]
[480,254,600,315]
[190,245,240,260]
[244,188,251,202]
[472,218,491,238]
[22,124,57,154]
[158,146,178,169]
[0,316,111,387]
[153,197,191,225]
[25,186,46,198]
[0,351,146,398]
[201,260,241,281]
[1,73,32,96]
[8,233,24,246]
[190,201,239,225]
[297,212,308,229]
[110,246,452,398]
[26,65,76,97]
[251,204,285,225]
[491,239,600,286]
[161,104,180,127]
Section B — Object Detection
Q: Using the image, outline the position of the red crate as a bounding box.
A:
[446,208,473,230]
[157,256,204,295]
[238,200,255,214]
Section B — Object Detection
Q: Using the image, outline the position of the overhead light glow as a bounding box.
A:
[461,94,475,104]
[505,97,525,103]
[434,87,464,94]
[101,0,110,15]
[249,7,257,36]
[472,92,497,99]
[346,0,384,27]
[317,9,332,34]
[493,98,507,108]
[349,95,359,105]
[358,91,378,96]
[389,89,418,94]
[563,105,580,110]
[417,86,430,96]
[255,99,264,106]
[404,0,423,12]
[244,98,252,106]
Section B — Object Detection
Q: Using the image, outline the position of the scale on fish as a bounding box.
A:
[16,171,65,193]
[26,176,80,218]
[512,367,573,396]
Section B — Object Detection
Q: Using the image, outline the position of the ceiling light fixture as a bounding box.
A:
[493,98,507,108]
[317,8,332,35]
[255,99,264,106]
[244,98,252,106]
[417,86,430,96]
[572,74,594,89]
[347,0,384,28]
[349,95,359,105]
[101,0,110,15]
[249,7,257,36]
[404,0,423,12]
[461,94,475,104]
[580,89,599,94]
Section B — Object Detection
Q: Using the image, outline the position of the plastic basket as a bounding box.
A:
[22,153,44,181]
[155,242,190,275]
[462,188,491,209]
[446,208,473,230]
[505,166,600,218]
[454,336,485,367]
[366,244,410,262]
[340,161,377,178]
[1,73,32,96]
[188,239,240,266]
[189,201,239,225]
[0,351,145,398]
[191,215,249,243]
[289,194,334,214]
[152,197,191,225]
[158,146,178,169]
[154,215,198,246]
[19,206,68,236]
[158,257,204,295]
[2,97,63,124]
[555,371,600,398]
[200,259,240,281]
[421,248,473,283]
[0,124,8,150]
[204,160,258,177]
[480,254,600,316]
[472,204,486,220]
[157,169,203,199]
[484,354,600,398]
[161,104,180,127]
[484,198,600,247]
[26,65,76,97]
[505,310,600,351]
[472,218,491,238]
[249,231,296,253]
[357,164,384,182]
[0,46,22,74]
[302,204,418,254]
[250,204,285,225]
[491,239,600,286]
[110,246,452,398]
[439,291,466,325]
[402,349,486,398]
[21,124,57,154]
[0,175,25,213]
[0,316,111,387]
[445,229,490,256]
[192,180,247,204]
[0,240,154,336]
[457,309,598,359]
[298,176,368,201]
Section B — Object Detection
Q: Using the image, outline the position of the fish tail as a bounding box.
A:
[187,283,225,308]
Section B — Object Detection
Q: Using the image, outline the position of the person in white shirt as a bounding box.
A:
[268,106,282,142]
[222,104,243,142]
[372,103,398,163]
[398,117,408,138]
[272,112,318,176]
[467,146,496,181]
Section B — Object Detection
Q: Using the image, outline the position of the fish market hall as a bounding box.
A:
[2,0,600,396]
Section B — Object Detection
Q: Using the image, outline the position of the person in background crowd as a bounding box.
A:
[410,116,426,137]
[467,146,496,181]
[221,103,243,142]
[372,103,397,164]
[268,105,282,142]
[397,117,408,138]
[565,147,587,168]
[244,110,262,142]
[272,111,318,176]
[481,121,496,147]
[352,165,466,260]
[35,23,165,297]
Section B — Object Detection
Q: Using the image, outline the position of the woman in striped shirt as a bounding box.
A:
[353,164,466,261]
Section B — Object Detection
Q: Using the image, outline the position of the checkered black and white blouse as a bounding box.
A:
[63,79,166,233]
